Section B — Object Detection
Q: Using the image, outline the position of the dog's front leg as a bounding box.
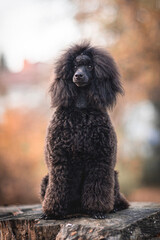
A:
[82,161,115,219]
[42,163,70,220]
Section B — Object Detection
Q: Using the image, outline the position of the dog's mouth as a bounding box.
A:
[74,81,88,87]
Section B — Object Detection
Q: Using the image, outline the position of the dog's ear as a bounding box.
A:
[49,50,77,108]
[89,48,124,109]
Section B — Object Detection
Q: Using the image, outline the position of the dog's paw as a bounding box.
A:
[39,213,67,220]
[39,213,51,220]
[91,212,108,219]
[111,199,129,213]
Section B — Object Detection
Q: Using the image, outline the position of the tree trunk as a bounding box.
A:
[0,202,160,239]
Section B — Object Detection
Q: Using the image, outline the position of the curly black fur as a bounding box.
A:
[40,42,129,219]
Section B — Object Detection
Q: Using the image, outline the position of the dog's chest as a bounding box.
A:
[53,109,109,153]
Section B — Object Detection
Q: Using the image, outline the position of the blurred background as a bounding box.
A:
[0,0,160,205]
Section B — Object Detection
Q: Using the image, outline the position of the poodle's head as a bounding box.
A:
[50,42,123,110]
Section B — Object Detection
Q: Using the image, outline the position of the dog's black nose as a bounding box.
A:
[75,73,84,79]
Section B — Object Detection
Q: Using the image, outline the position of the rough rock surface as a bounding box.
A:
[0,202,160,239]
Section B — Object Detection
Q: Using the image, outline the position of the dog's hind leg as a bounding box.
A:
[112,170,129,212]
[40,174,49,201]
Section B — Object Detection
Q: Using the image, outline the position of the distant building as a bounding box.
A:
[0,60,52,118]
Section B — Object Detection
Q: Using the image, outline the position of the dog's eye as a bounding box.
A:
[74,65,77,70]
[87,65,93,70]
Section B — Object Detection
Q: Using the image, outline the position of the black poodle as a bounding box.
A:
[40,42,129,219]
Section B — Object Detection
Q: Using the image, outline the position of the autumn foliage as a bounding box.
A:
[0,109,47,204]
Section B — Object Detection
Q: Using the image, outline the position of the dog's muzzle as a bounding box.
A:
[73,72,89,87]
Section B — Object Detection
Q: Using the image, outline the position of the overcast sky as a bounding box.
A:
[0,0,81,71]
